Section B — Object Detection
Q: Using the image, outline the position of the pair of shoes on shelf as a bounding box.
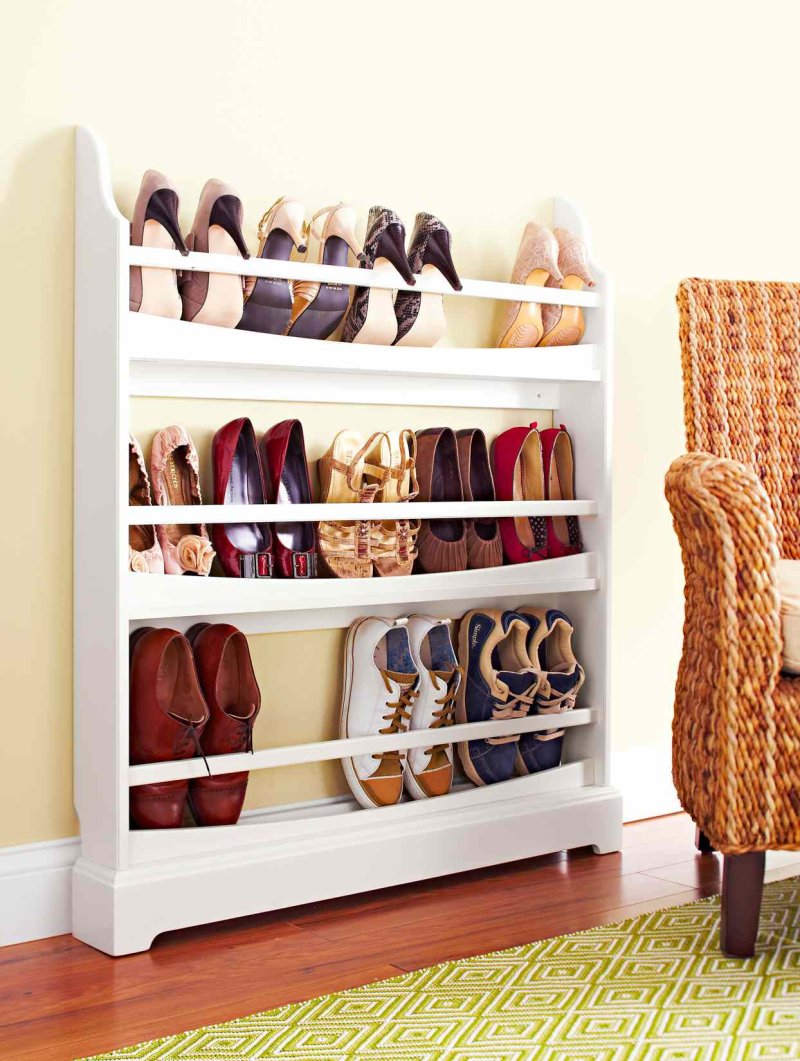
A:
[497,224,594,348]
[213,417,316,580]
[457,607,584,786]
[493,422,582,563]
[129,428,215,576]
[340,615,462,808]
[129,171,249,328]
[317,428,419,579]
[342,208,461,348]
[240,199,363,340]
[414,427,503,574]
[129,623,261,828]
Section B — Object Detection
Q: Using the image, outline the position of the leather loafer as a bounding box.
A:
[129,627,209,829]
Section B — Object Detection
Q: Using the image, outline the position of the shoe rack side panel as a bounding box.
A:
[552,198,615,802]
[73,126,130,873]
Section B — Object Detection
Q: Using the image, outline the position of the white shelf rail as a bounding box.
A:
[126,500,599,524]
[127,246,602,307]
[128,708,599,785]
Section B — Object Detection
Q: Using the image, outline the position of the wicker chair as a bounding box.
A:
[666,278,800,957]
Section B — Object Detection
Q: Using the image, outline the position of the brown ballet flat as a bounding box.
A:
[414,428,467,574]
[456,428,503,569]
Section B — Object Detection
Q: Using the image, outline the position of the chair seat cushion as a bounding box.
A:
[778,559,800,673]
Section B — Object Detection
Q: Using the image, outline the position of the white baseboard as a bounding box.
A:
[612,742,680,822]
[0,836,79,947]
[0,747,679,950]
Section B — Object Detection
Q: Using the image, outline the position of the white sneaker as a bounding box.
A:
[404,615,461,799]
[340,617,420,809]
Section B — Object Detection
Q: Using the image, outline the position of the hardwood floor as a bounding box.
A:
[2,812,798,1061]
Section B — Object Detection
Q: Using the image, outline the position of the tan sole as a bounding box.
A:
[352,258,400,345]
[455,612,489,787]
[138,220,182,318]
[395,264,446,347]
[191,227,244,328]
[498,269,550,348]
[539,276,586,347]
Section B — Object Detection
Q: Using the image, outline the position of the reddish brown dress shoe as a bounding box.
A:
[456,428,503,569]
[414,427,467,573]
[129,628,209,829]
[186,623,261,826]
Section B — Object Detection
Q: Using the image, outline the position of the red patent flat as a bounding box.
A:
[491,421,549,564]
[262,419,317,578]
[211,417,274,579]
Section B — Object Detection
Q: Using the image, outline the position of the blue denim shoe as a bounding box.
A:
[513,607,585,775]
[456,609,540,785]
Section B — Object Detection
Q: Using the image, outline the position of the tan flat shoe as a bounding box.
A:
[317,430,388,578]
[368,429,420,577]
[497,222,563,348]
[539,228,594,347]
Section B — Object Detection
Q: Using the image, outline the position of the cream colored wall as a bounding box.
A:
[3,0,799,845]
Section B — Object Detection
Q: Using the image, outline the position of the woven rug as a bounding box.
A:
[82,876,800,1060]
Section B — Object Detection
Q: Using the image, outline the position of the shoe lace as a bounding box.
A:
[533,680,576,741]
[173,720,211,776]
[425,667,462,755]
[487,682,537,746]
[373,673,418,765]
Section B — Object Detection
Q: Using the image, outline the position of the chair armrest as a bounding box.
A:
[664,452,782,850]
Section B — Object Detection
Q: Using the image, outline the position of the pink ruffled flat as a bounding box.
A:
[129,435,164,574]
[149,425,215,576]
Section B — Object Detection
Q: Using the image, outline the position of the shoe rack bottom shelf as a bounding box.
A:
[73,771,622,956]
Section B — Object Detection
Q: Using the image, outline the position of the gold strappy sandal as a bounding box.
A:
[367,429,420,577]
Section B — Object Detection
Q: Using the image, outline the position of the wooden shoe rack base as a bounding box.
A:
[74,126,622,956]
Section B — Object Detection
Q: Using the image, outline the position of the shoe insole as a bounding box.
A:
[288,237,352,340]
[275,427,313,552]
[374,627,416,675]
[139,220,182,319]
[158,640,206,725]
[352,259,401,346]
[225,433,267,553]
[424,623,457,671]
[514,433,545,549]
[215,637,258,721]
[162,446,203,547]
[238,229,294,335]
[395,264,446,348]
[549,435,573,544]
[192,226,244,328]
[429,434,463,543]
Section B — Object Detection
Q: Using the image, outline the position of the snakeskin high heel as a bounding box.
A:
[286,203,363,340]
[539,229,595,347]
[496,223,563,348]
[238,197,307,336]
[341,207,415,346]
[394,213,462,347]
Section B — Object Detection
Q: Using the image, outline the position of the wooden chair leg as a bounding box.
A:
[720,851,766,958]
[695,827,715,854]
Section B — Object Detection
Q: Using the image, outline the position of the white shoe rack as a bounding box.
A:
[73,125,622,955]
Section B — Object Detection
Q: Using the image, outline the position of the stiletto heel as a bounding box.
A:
[394,214,461,347]
[342,207,415,346]
[129,170,187,318]
[286,203,363,340]
[496,222,563,349]
[180,179,250,328]
[239,197,306,336]
[539,228,595,347]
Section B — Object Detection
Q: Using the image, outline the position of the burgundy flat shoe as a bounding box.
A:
[211,417,274,578]
[492,422,549,564]
[186,623,261,827]
[456,428,503,569]
[262,419,317,578]
[129,628,209,829]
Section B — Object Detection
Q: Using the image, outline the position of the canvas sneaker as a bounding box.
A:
[456,609,541,785]
[340,617,419,809]
[404,615,462,799]
[512,606,585,774]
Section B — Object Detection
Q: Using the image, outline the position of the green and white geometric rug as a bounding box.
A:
[82,876,800,1060]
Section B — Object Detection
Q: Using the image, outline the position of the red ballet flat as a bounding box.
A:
[540,425,583,558]
[491,421,548,564]
[262,419,317,578]
[211,417,274,578]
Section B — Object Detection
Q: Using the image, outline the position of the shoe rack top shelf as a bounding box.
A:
[127,245,602,308]
[126,500,599,524]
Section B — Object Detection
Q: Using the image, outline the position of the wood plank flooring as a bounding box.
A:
[2,813,798,1061]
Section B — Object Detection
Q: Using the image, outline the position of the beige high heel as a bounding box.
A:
[317,430,388,578]
[539,228,595,347]
[496,223,563,348]
[286,204,363,340]
[129,170,188,319]
[367,429,420,577]
[239,197,307,335]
